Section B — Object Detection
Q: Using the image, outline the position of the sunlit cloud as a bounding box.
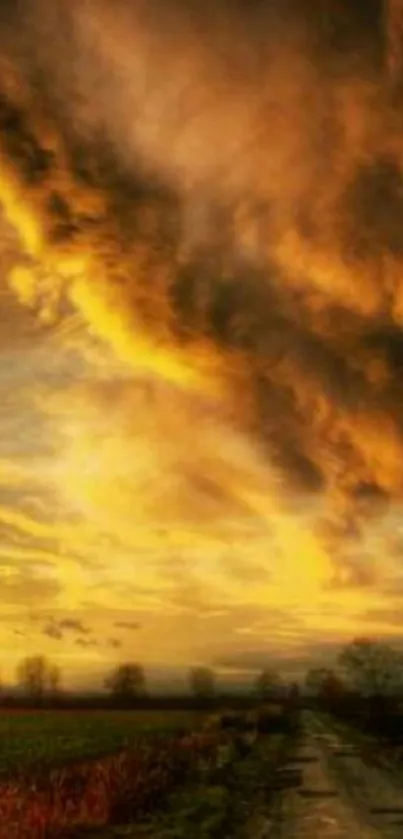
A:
[0,1,403,687]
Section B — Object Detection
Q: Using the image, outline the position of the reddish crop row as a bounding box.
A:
[0,731,219,839]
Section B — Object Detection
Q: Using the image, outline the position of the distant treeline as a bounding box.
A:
[1,655,291,710]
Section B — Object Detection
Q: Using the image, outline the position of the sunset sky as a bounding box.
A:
[1,1,403,691]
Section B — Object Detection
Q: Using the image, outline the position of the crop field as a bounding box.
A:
[0,706,296,839]
[0,709,217,839]
[0,709,205,777]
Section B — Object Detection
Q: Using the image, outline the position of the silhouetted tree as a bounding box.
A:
[287,681,301,703]
[105,663,146,700]
[16,656,61,701]
[48,664,62,697]
[254,668,282,701]
[188,667,216,699]
[338,637,403,698]
[305,667,345,702]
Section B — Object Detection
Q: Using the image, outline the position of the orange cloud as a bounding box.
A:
[1,1,403,684]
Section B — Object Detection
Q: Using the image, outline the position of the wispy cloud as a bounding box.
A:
[114,620,140,630]
[75,637,98,649]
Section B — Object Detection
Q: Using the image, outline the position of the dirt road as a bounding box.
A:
[71,713,403,838]
[268,711,403,838]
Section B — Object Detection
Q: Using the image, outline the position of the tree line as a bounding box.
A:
[305,637,403,702]
[0,657,284,704]
[3,635,402,706]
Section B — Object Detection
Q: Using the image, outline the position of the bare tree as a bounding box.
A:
[105,663,146,700]
[189,667,216,699]
[16,655,61,701]
[48,664,62,697]
[338,637,403,698]
[305,667,345,701]
[254,668,282,701]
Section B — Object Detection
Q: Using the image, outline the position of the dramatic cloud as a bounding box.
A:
[42,617,92,640]
[1,1,403,685]
[58,618,91,634]
[43,622,63,640]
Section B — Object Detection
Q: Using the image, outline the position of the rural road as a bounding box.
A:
[72,712,403,838]
[267,711,403,838]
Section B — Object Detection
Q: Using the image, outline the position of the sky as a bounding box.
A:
[1,1,403,691]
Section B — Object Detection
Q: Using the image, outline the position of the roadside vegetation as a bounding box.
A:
[0,702,300,839]
[306,636,403,766]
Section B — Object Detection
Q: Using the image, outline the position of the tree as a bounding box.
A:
[105,663,146,700]
[305,667,345,701]
[287,681,301,703]
[254,668,282,701]
[338,637,403,698]
[48,664,62,697]
[16,656,61,701]
[188,667,216,699]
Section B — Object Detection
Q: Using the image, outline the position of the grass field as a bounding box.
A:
[0,709,205,777]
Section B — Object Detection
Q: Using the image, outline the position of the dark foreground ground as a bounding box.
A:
[71,711,403,839]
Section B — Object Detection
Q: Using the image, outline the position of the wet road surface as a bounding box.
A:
[268,711,403,838]
[71,713,403,838]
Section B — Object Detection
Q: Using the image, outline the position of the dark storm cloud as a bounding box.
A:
[1,0,403,578]
[59,617,91,634]
[40,616,92,639]
[42,622,63,640]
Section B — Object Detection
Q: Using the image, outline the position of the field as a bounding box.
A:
[0,709,205,778]
[0,708,218,839]
[0,705,298,838]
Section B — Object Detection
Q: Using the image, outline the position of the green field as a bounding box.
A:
[0,710,204,777]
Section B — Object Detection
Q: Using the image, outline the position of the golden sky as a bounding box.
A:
[1,1,403,690]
